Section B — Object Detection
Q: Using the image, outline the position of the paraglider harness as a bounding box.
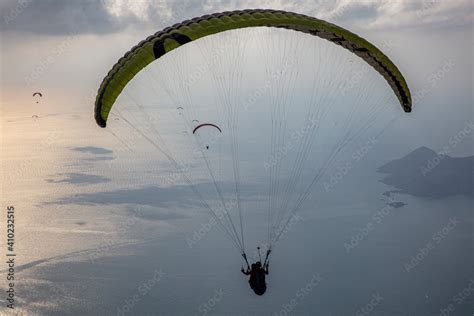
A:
[242,247,271,270]
[242,247,271,295]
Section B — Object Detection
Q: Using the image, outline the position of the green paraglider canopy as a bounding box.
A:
[95,9,412,128]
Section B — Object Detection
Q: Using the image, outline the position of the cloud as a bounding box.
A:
[71,146,113,155]
[125,205,188,221]
[48,181,262,211]
[0,0,203,35]
[82,156,115,162]
[366,0,473,29]
[200,0,472,29]
[49,184,204,208]
[69,146,115,164]
[46,173,111,185]
[1,0,471,36]
[1,0,128,35]
[387,201,407,209]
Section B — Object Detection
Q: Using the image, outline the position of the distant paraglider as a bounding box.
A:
[193,123,222,150]
[192,123,222,134]
[33,92,43,104]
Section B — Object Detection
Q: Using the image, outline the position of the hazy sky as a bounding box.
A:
[0,1,473,315]
[1,0,472,155]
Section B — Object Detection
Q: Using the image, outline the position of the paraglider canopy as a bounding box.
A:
[192,123,222,134]
[94,9,412,128]
[33,92,43,104]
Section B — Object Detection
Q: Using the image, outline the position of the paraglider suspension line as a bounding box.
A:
[242,253,250,270]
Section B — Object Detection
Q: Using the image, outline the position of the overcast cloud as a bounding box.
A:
[1,0,472,36]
